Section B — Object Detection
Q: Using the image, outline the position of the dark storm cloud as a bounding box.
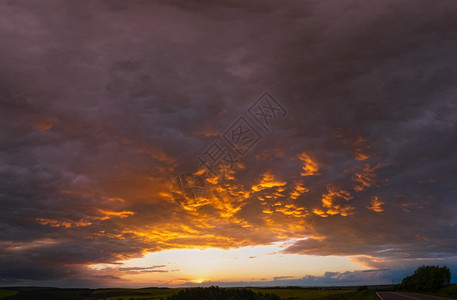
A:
[1,0,457,286]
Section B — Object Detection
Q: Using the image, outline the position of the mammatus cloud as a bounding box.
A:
[1,0,457,286]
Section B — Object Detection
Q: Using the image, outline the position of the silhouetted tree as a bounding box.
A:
[401,265,451,292]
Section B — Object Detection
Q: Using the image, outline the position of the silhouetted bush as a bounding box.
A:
[400,265,451,292]
[438,284,457,297]
[167,286,280,300]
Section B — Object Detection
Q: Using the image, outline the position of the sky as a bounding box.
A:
[1,0,457,288]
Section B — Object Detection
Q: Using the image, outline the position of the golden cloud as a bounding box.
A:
[367,196,384,213]
[352,163,382,191]
[315,186,354,217]
[298,152,320,176]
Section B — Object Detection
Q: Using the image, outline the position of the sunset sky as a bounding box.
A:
[1,0,457,288]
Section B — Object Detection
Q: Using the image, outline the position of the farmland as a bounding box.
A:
[0,286,381,300]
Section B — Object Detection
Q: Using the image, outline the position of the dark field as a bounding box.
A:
[0,287,179,300]
[0,286,374,300]
[1,285,456,300]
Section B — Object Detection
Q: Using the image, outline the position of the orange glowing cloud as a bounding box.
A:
[274,204,307,217]
[251,172,287,192]
[353,135,372,161]
[367,196,384,213]
[36,209,135,229]
[298,152,319,176]
[36,217,92,228]
[289,183,309,200]
[315,186,354,217]
[352,163,382,191]
[98,209,135,218]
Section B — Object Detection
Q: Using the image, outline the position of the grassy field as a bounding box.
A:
[0,290,17,299]
[436,284,457,299]
[420,284,457,299]
[0,286,382,300]
[3,285,456,300]
[0,287,179,300]
[250,288,354,299]
[93,288,181,300]
[250,288,381,300]
[94,288,378,300]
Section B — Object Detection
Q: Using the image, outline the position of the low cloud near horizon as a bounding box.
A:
[1,0,457,287]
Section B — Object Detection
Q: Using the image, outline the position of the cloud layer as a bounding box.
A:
[1,0,457,286]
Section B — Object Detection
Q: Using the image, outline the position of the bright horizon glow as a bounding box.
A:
[89,241,368,286]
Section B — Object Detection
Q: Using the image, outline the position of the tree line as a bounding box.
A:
[400,265,451,292]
